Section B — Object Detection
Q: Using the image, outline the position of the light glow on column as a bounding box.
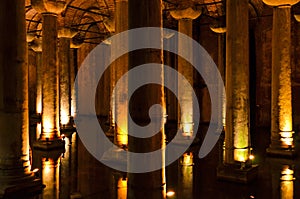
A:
[180,152,193,166]
[60,108,69,125]
[280,131,294,147]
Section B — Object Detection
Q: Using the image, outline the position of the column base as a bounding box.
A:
[217,164,259,183]
[0,173,43,199]
[60,124,76,136]
[33,138,65,151]
[266,147,296,158]
[101,146,127,171]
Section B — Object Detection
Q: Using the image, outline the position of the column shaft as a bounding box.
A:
[225,0,250,164]
[178,19,194,136]
[270,6,293,149]
[59,37,72,127]
[114,0,129,146]
[128,0,166,196]
[0,0,41,195]
[41,13,59,139]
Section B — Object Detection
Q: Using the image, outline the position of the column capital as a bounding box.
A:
[70,35,84,49]
[294,14,300,22]
[262,0,299,7]
[170,7,201,20]
[31,0,66,15]
[58,28,77,38]
[26,33,36,43]
[210,26,226,34]
[29,38,42,52]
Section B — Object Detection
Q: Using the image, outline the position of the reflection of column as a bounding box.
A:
[128,0,166,198]
[217,0,258,183]
[58,28,77,133]
[280,165,294,199]
[59,137,71,199]
[42,158,60,199]
[0,0,42,196]
[114,0,129,147]
[32,0,66,150]
[178,153,193,199]
[262,0,299,157]
[170,8,200,137]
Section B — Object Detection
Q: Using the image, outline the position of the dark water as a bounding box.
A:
[28,126,300,199]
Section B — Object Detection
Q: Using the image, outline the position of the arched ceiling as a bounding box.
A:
[25,0,295,46]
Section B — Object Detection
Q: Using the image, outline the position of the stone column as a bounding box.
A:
[0,0,42,196]
[216,0,258,183]
[31,0,66,150]
[114,0,129,147]
[128,0,166,198]
[210,26,226,130]
[178,153,193,199]
[58,28,77,133]
[29,38,43,145]
[170,8,200,138]
[263,0,299,157]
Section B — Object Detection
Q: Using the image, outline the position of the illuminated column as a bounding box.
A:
[58,28,77,132]
[0,0,42,196]
[30,38,43,141]
[170,8,201,137]
[128,0,166,197]
[217,0,258,183]
[210,26,226,130]
[114,0,129,147]
[32,0,66,149]
[262,0,300,157]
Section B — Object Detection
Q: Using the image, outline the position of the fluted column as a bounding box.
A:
[217,0,258,183]
[128,0,166,198]
[31,0,66,149]
[0,0,42,196]
[263,0,299,157]
[58,28,77,133]
[170,8,200,138]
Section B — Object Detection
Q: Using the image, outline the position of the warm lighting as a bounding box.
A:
[182,122,193,137]
[36,101,42,114]
[42,158,53,175]
[249,154,254,160]
[280,131,294,147]
[43,118,53,134]
[166,191,175,197]
[281,167,295,181]
[117,177,127,199]
[36,123,42,140]
[116,126,128,146]
[280,166,295,199]
[234,148,249,163]
[181,152,193,166]
[60,109,69,125]
[32,168,39,173]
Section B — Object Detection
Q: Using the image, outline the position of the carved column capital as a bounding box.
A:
[170,7,201,20]
[31,0,66,15]
[262,0,299,7]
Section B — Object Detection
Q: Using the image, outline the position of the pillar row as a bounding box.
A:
[263,0,299,157]
[170,7,201,138]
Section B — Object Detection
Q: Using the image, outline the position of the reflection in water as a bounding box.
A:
[27,130,300,199]
[42,158,60,199]
[280,165,294,199]
[117,177,127,199]
[178,152,193,199]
